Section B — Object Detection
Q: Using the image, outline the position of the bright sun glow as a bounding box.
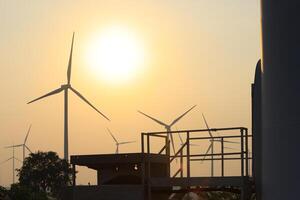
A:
[86,26,144,83]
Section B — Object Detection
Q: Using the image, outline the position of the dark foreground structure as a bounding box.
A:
[63,127,254,200]
[260,0,300,200]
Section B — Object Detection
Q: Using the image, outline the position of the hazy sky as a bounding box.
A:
[0,0,260,186]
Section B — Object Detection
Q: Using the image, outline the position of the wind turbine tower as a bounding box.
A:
[201,114,239,177]
[28,33,110,161]
[2,145,22,184]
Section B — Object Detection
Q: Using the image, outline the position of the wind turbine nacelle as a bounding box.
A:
[61,84,70,89]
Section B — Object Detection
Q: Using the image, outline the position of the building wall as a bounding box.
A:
[63,185,169,200]
[63,185,144,200]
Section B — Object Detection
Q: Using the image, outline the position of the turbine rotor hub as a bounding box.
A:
[61,84,70,89]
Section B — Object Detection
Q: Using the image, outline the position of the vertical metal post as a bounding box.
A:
[13,147,15,184]
[72,164,76,186]
[180,150,183,177]
[221,137,224,177]
[141,133,145,154]
[141,133,146,199]
[72,163,76,200]
[147,135,151,200]
[186,131,190,179]
[166,134,170,157]
[211,140,214,177]
[245,129,249,177]
[241,129,244,177]
[166,137,171,177]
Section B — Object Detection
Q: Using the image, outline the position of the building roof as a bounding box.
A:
[71,153,169,169]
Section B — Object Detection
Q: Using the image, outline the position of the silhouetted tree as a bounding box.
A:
[8,183,48,200]
[17,151,72,199]
[9,183,32,200]
[0,185,8,199]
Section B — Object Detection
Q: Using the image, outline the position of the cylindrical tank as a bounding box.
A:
[252,60,262,200]
[261,1,300,199]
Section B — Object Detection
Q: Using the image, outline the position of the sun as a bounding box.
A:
[86,26,145,83]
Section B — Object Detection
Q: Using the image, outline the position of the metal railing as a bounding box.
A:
[141,127,252,180]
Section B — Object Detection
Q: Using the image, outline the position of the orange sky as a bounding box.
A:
[0,0,260,186]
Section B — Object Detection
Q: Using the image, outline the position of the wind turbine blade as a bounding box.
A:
[202,144,212,163]
[24,124,32,144]
[224,139,239,144]
[70,87,110,121]
[224,147,238,150]
[170,105,197,126]
[138,110,168,127]
[119,141,136,145]
[223,140,240,144]
[4,144,22,148]
[178,133,184,145]
[27,87,64,104]
[67,32,75,84]
[190,143,201,147]
[25,145,32,153]
[211,139,239,144]
[0,157,13,165]
[202,113,213,138]
[107,128,118,143]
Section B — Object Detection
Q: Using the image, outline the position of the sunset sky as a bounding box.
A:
[0,0,260,186]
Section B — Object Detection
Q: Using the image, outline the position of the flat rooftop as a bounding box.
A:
[71,153,169,168]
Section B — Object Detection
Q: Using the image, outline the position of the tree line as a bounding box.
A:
[0,151,72,200]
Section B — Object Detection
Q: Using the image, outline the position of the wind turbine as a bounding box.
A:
[27,33,110,161]
[107,128,136,154]
[201,114,239,177]
[11,125,32,162]
[138,105,196,155]
[2,145,22,184]
[178,133,200,147]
